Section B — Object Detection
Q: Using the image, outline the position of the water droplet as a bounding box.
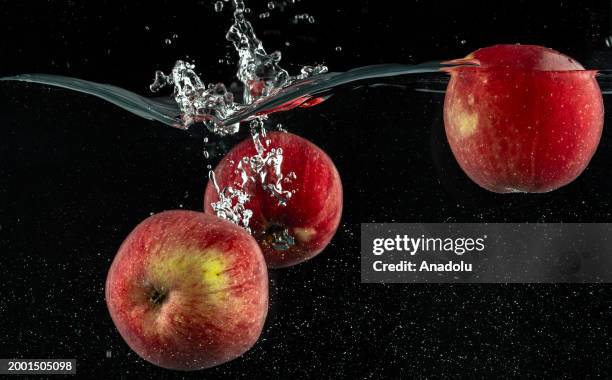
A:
[214,1,223,12]
[460,39,467,45]
[308,15,315,23]
[150,70,170,92]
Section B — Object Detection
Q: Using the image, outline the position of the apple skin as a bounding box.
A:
[105,210,268,371]
[204,132,343,268]
[444,44,604,193]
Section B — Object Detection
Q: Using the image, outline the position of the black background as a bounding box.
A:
[1,0,612,378]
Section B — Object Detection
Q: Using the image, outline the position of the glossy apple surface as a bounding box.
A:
[204,132,343,268]
[105,210,268,370]
[444,44,604,193]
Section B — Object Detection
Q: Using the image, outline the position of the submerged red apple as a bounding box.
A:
[105,210,268,370]
[444,44,604,193]
[204,132,343,268]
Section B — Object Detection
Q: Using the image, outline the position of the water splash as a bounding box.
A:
[147,0,302,242]
[147,0,329,133]
[150,60,241,135]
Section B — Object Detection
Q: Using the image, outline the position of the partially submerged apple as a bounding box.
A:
[105,210,268,370]
[444,44,604,193]
[204,132,343,268]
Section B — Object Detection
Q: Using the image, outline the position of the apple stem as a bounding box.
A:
[264,224,295,251]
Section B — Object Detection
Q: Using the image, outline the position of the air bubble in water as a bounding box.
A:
[214,1,224,12]
[164,38,172,45]
[208,171,254,232]
[267,1,275,9]
[335,46,342,52]
[291,13,315,24]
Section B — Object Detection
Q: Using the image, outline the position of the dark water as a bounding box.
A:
[1,0,612,378]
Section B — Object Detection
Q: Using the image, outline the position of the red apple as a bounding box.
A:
[105,210,268,370]
[444,44,604,193]
[204,132,343,268]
